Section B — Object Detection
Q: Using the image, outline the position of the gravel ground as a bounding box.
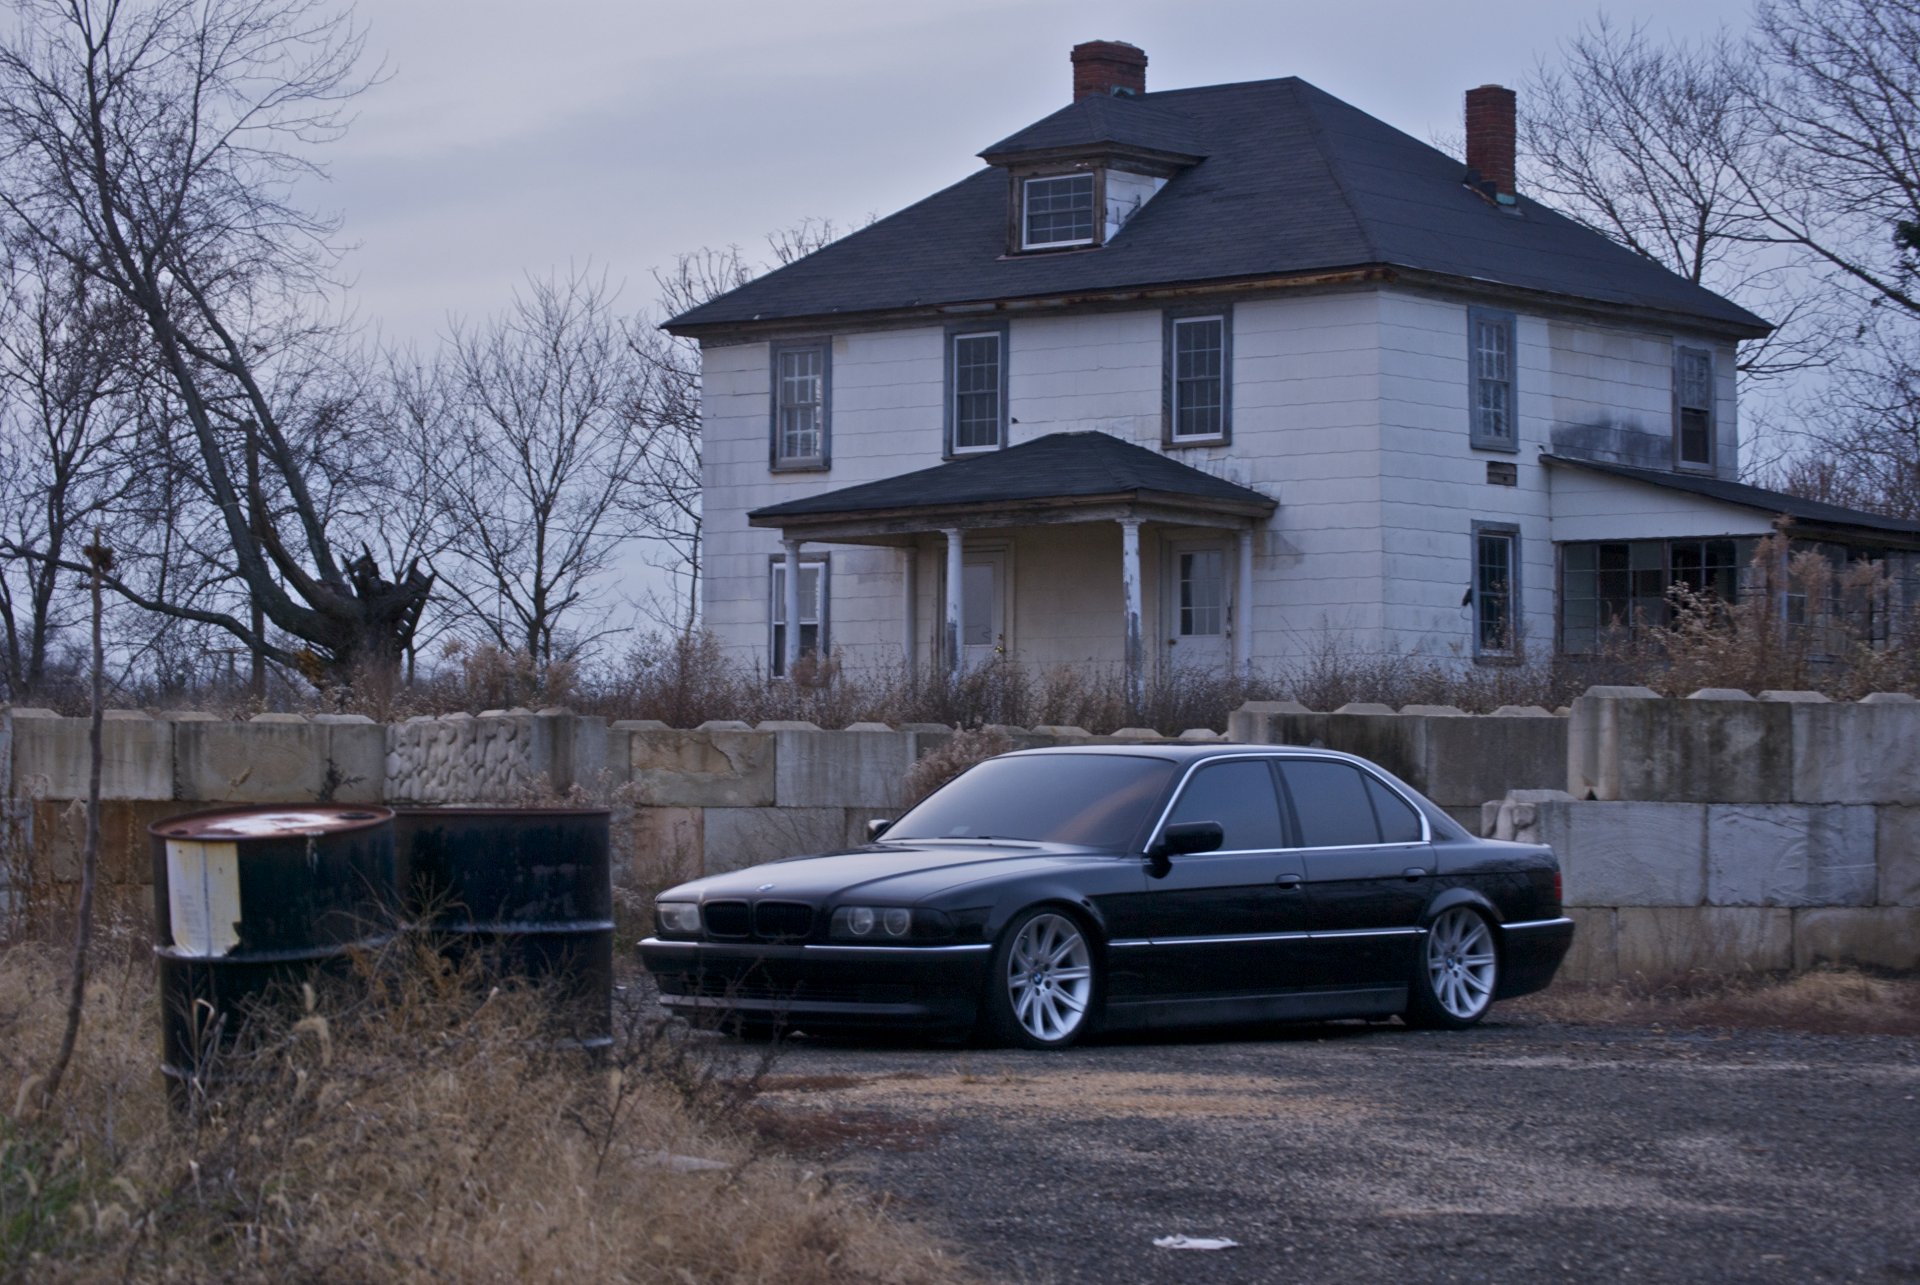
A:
[724,1012,1920,1284]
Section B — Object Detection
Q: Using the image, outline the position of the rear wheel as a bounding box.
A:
[984,908,1098,1050]
[1406,906,1498,1029]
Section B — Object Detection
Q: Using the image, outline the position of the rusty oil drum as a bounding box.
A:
[393,808,614,1049]
[150,806,397,1091]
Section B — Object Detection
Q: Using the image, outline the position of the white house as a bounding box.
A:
[668,41,1920,692]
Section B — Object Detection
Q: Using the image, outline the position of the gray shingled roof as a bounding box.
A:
[1543,455,1920,540]
[670,77,1769,335]
[748,432,1276,522]
[980,94,1207,161]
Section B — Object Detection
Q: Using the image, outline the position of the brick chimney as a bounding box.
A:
[1465,84,1517,198]
[1072,40,1147,101]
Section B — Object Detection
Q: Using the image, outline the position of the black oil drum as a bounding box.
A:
[150,806,397,1093]
[393,808,613,1049]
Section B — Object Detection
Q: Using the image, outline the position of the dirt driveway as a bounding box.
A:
[740,1014,1920,1283]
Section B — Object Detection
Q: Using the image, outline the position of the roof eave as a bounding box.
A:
[749,487,1275,533]
[666,264,1771,342]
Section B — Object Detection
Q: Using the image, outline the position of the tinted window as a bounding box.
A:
[1165,760,1285,851]
[1280,760,1380,848]
[1365,775,1423,843]
[886,755,1178,849]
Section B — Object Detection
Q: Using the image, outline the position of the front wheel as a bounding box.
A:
[984,908,1099,1049]
[1405,906,1498,1029]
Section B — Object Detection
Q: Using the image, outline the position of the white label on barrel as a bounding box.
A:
[166,840,242,957]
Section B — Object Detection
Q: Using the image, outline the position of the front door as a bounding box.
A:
[1122,757,1312,1013]
[962,548,1008,669]
[1165,540,1230,671]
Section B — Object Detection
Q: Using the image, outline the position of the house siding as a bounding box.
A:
[699,283,1755,676]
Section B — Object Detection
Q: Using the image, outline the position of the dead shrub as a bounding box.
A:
[0,933,966,1283]
[1514,967,1920,1037]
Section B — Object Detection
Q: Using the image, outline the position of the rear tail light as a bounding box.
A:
[1553,871,1563,908]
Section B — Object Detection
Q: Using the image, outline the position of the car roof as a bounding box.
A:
[1001,743,1370,765]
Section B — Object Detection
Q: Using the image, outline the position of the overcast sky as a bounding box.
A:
[329,0,1760,342]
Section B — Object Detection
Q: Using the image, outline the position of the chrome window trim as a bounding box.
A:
[1310,927,1425,940]
[1143,750,1434,853]
[1111,926,1426,948]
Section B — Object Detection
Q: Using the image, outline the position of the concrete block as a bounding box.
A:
[1615,907,1792,978]
[1334,702,1395,715]
[1759,690,1829,703]
[1523,801,1706,907]
[756,719,821,731]
[1876,806,1920,906]
[1706,805,1877,907]
[702,807,849,873]
[1485,789,1577,842]
[1398,704,1465,717]
[1225,701,1312,743]
[1490,705,1553,717]
[8,710,173,801]
[250,712,309,724]
[1421,712,1570,809]
[1178,728,1225,741]
[630,730,775,808]
[696,720,753,732]
[1791,699,1920,804]
[1792,907,1920,971]
[1028,725,1092,738]
[565,715,610,794]
[1860,692,1918,704]
[1107,727,1164,740]
[385,714,554,804]
[611,719,672,731]
[24,798,179,886]
[628,806,704,890]
[773,729,913,809]
[1687,688,1753,701]
[1568,690,1790,802]
[1558,907,1617,985]
[176,719,326,802]
[323,720,387,804]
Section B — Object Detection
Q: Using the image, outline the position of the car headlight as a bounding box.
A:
[829,906,953,942]
[656,901,702,936]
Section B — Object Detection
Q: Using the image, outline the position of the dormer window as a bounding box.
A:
[1022,174,1096,249]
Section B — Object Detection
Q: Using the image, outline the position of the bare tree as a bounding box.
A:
[0,245,142,699]
[1747,0,1920,318]
[1522,18,1837,383]
[0,0,431,685]
[431,268,652,666]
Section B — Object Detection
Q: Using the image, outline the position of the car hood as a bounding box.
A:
[662,842,1122,904]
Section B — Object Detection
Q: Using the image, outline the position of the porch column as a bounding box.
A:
[944,528,964,675]
[782,538,803,675]
[1120,518,1143,710]
[900,546,917,679]
[1235,527,1255,674]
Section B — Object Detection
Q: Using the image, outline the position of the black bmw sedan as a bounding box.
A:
[639,745,1574,1049]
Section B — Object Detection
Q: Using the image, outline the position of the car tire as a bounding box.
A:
[983,907,1100,1050]
[1405,905,1499,1030]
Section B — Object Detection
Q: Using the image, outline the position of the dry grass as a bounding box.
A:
[1515,967,1920,1037]
[0,932,966,1284]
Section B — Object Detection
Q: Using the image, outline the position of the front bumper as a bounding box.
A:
[638,937,993,1032]
[1494,916,1576,998]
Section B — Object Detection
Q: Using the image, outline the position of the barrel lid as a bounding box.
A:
[154,806,393,841]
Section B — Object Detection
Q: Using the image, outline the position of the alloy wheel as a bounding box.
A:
[1004,912,1093,1043]
[1425,907,1497,1022]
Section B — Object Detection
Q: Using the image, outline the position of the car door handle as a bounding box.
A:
[1403,867,1428,880]
[1275,874,1303,890]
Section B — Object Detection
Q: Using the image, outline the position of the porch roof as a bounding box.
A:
[1542,454,1920,549]
[748,431,1276,542]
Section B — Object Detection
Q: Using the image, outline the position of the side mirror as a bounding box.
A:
[866,818,893,840]
[1152,820,1224,860]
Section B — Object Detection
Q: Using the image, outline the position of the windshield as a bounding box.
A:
[883,754,1178,849]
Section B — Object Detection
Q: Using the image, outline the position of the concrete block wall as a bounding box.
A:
[0,707,1228,922]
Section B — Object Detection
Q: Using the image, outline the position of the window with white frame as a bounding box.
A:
[1178,549,1226,636]
[1022,174,1096,249]
[948,329,1005,452]
[771,342,828,468]
[1675,346,1714,468]
[1473,525,1519,657]
[1167,314,1229,442]
[1469,308,1516,450]
[769,558,826,677]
